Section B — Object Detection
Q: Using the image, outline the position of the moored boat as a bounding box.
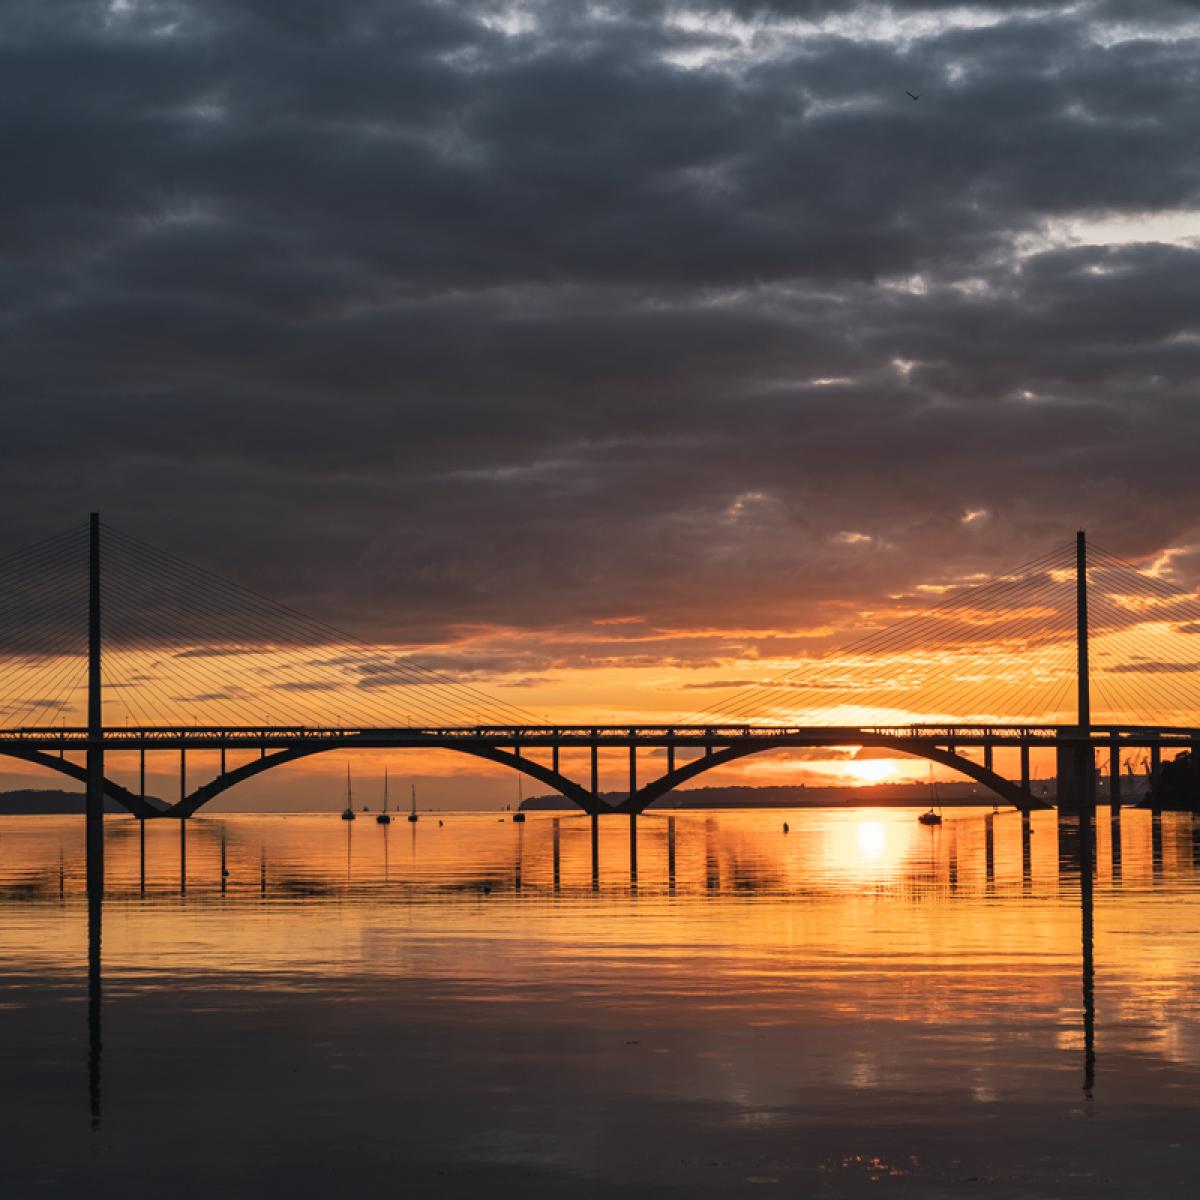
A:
[376,769,391,825]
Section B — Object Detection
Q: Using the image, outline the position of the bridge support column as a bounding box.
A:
[590,741,598,799]
[1109,738,1121,809]
[667,738,675,774]
[1056,733,1095,812]
[1020,742,1030,803]
[629,736,637,800]
[85,513,104,900]
[983,742,993,773]
[1021,809,1032,887]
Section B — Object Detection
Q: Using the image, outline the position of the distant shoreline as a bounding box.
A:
[0,789,168,816]
[519,782,1052,812]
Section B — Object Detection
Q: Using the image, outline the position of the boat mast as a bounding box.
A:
[384,768,389,814]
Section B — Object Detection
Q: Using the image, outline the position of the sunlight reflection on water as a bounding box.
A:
[2,806,1200,1197]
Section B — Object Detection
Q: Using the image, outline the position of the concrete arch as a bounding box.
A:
[0,747,162,819]
[616,736,1043,814]
[169,737,601,818]
[34,732,1041,820]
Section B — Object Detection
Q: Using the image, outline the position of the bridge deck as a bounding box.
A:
[0,723,1197,751]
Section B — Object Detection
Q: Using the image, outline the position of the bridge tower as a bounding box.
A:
[1057,529,1095,811]
[86,512,105,896]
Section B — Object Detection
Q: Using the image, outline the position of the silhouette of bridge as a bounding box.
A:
[3,516,1200,895]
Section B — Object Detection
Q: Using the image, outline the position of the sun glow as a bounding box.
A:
[844,759,896,785]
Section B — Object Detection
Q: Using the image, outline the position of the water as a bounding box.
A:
[2,806,1199,1196]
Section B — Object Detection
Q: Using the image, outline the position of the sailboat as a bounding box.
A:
[407,783,419,823]
[376,769,391,825]
[341,764,356,821]
[918,764,942,826]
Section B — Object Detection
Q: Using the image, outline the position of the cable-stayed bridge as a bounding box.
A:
[4,515,1200,893]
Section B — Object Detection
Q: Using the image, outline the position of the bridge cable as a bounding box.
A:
[686,542,1077,725]
[682,542,1074,723]
[102,525,543,724]
[101,525,540,725]
[96,524,538,728]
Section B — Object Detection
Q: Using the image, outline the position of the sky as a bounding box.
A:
[3,0,1200,807]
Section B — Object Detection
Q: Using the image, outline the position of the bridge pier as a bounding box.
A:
[1020,742,1030,802]
[1021,810,1032,888]
[1056,734,1095,812]
[1109,737,1121,808]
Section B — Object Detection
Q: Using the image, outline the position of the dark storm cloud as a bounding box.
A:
[3,0,1200,665]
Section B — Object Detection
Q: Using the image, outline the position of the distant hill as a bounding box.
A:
[519,782,1047,812]
[0,788,168,815]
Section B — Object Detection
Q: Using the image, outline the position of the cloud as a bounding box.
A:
[3,0,1200,686]
[1106,660,1200,675]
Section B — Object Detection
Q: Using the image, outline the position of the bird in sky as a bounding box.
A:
[906,91,921,100]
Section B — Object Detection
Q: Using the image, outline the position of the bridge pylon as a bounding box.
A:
[85,513,104,897]
[1059,530,1096,812]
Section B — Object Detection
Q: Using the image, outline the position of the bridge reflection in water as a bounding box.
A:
[4,804,1193,1132]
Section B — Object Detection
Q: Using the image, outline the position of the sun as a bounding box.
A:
[844,759,895,785]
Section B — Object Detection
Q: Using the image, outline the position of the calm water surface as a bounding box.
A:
[2,806,1199,1197]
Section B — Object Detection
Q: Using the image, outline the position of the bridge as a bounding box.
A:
[3,516,1200,894]
[1,722,1194,820]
